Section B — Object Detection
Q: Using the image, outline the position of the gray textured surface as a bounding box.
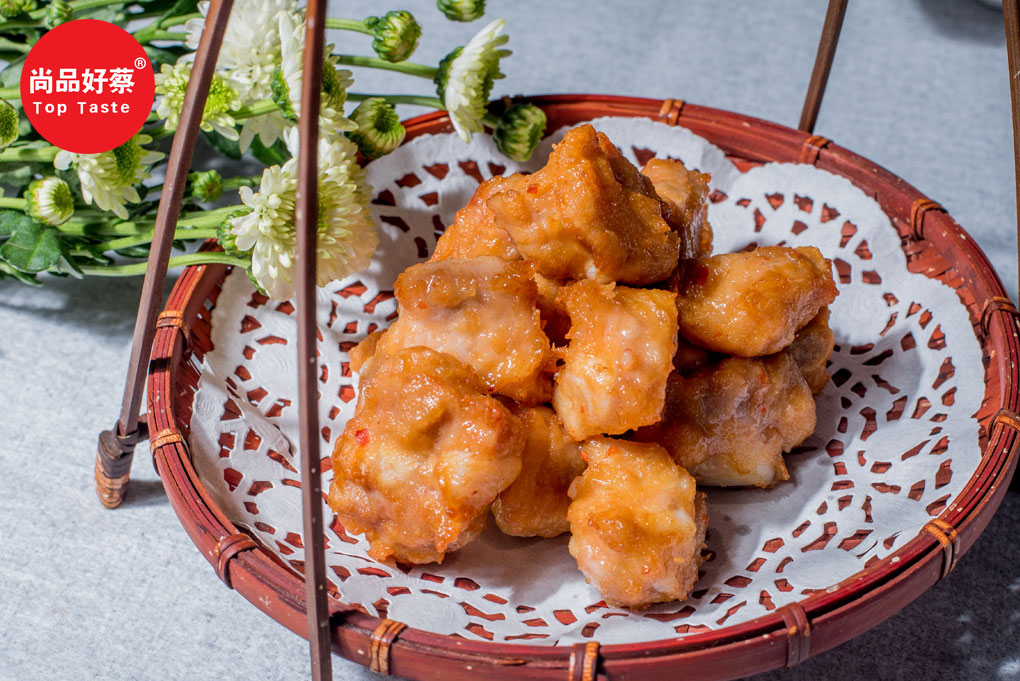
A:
[1,1,1018,680]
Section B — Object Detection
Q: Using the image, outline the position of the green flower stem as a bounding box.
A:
[231,100,280,120]
[0,146,59,163]
[26,0,129,19]
[57,220,153,237]
[324,17,374,35]
[177,204,245,226]
[230,94,444,121]
[335,54,437,79]
[161,11,201,27]
[0,37,30,54]
[0,197,25,210]
[76,226,219,254]
[0,19,42,30]
[55,206,244,237]
[79,252,250,276]
[0,86,18,99]
[222,175,259,190]
[137,28,185,44]
[347,93,444,109]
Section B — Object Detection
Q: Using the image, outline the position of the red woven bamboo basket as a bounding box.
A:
[145,94,1020,681]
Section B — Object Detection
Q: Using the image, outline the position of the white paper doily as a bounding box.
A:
[186,117,983,645]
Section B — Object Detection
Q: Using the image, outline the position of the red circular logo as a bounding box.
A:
[21,19,155,154]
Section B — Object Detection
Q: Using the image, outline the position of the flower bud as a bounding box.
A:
[25,176,74,226]
[365,10,421,63]
[217,210,253,258]
[0,0,35,17]
[493,103,546,162]
[271,65,297,120]
[44,0,72,28]
[0,99,17,149]
[346,98,405,159]
[437,0,485,22]
[189,169,224,203]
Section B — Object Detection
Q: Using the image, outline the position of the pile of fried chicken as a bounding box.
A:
[327,125,838,609]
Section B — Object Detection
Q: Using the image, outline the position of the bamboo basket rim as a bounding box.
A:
[147,94,1020,681]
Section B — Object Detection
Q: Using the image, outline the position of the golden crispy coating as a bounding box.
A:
[492,405,586,538]
[553,281,679,441]
[485,125,680,285]
[376,256,556,404]
[676,246,838,357]
[567,437,707,608]
[430,175,523,262]
[634,353,815,488]
[328,347,524,564]
[349,328,385,375]
[641,158,713,259]
[698,221,714,259]
[787,307,834,394]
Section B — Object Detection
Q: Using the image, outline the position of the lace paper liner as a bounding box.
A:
[187,117,984,645]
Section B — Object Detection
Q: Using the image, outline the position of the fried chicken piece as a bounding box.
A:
[787,307,834,393]
[676,246,838,357]
[567,437,708,608]
[492,406,586,538]
[349,329,386,375]
[486,125,680,285]
[634,353,815,488]
[553,281,678,441]
[376,257,556,404]
[430,175,523,262]
[642,158,713,259]
[328,347,524,564]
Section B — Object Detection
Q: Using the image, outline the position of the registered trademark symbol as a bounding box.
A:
[134,57,147,69]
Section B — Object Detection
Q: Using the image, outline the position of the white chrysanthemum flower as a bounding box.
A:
[272,11,356,139]
[25,176,74,226]
[436,18,510,143]
[229,130,377,300]
[155,63,242,140]
[184,0,291,99]
[184,0,294,151]
[54,134,164,220]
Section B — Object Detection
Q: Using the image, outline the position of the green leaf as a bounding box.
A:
[202,130,242,160]
[0,209,32,238]
[0,218,62,272]
[0,259,41,286]
[249,136,289,166]
[5,164,44,194]
[158,0,198,21]
[144,45,190,72]
[143,0,194,14]
[17,110,35,138]
[0,54,26,87]
[76,6,125,22]
[114,245,152,258]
